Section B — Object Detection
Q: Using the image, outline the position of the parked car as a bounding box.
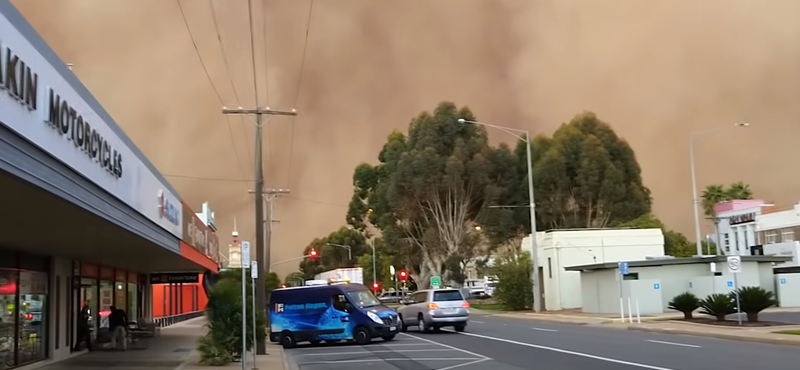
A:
[396,288,470,333]
[378,291,403,304]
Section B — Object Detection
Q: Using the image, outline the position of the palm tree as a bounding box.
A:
[726,181,753,200]
[701,184,728,218]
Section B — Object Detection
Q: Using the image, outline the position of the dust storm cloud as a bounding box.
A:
[13,0,800,276]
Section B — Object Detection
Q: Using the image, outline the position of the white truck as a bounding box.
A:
[315,267,364,285]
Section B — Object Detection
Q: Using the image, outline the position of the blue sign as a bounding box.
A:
[619,262,629,275]
[727,281,734,288]
[653,283,660,290]
[158,190,180,226]
[780,278,787,285]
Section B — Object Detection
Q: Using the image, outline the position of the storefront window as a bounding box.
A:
[0,269,18,368]
[127,283,138,323]
[98,281,113,329]
[18,271,47,365]
[79,278,98,333]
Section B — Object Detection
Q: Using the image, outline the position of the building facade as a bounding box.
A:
[754,202,800,266]
[713,200,770,256]
[0,1,217,368]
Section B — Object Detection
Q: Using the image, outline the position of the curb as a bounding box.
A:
[628,325,800,346]
[278,345,296,370]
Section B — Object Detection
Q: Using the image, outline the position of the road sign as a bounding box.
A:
[780,278,787,285]
[653,283,660,290]
[619,262,629,275]
[727,281,734,288]
[251,261,258,279]
[727,255,742,274]
[710,262,716,272]
[430,276,442,288]
[241,241,251,266]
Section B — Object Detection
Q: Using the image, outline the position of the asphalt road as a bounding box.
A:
[284,314,800,370]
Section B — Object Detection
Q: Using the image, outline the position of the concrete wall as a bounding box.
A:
[776,273,800,307]
[534,228,665,311]
[580,269,620,314]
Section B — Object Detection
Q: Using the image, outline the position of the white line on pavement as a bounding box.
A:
[531,327,558,332]
[297,358,482,364]
[645,340,700,348]
[437,358,491,370]
[298,349,459,356]
[401,333,491,360]
[471,320,486,324]
[452,331,678,370]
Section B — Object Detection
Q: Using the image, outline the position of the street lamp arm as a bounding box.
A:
[458,119,529,142]
[690,123,749,141]
[269,254,312,269]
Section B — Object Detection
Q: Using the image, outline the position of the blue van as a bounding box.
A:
[269,283,401,348]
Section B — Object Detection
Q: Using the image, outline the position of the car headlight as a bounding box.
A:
[367,311,384,324]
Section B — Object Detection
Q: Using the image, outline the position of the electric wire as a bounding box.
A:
[176,0,249,191]
[286,0,315,188]
[208,0,253,172]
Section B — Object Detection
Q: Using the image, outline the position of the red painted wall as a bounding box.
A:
[151,274,207,317]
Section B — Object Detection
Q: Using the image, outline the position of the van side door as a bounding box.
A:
[321,293,351,340]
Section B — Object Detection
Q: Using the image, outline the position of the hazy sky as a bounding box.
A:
[15,0,800,277]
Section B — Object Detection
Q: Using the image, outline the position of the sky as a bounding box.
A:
[14,0,800,277]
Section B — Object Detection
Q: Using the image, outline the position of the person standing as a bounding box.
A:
[108,306,128,351]
[73,304,93,351]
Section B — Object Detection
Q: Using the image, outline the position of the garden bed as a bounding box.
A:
[673,318,792,327]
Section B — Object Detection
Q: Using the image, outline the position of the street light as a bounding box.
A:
[458,118,542,312]
[326,243,352,262]
[689,123,750,257]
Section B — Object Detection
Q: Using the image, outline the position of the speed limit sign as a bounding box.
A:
[727,256,742,274]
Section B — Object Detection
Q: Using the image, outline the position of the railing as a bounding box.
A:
[153,311,205,328]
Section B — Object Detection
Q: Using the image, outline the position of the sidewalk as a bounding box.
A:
[34,317,287,370]
[627,321,800,346]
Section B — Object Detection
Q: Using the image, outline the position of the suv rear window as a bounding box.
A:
[433,290,464,302]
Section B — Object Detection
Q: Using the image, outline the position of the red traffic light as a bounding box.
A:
[309,248,318,258]
[399,270,408,281]
[372,282,380,291]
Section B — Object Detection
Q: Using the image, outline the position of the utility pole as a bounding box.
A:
[223,106,296,355]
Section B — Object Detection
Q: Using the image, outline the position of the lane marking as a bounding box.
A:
[471,320,486,324]
[298,358,482,364]
[646,340,700,348]
[298,349,459,356]
[451,331,677,370]
[401,333,491,360]
[531,327,558,332]
[437,358,491,370]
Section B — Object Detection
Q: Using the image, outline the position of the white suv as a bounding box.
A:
[396,289,470,332]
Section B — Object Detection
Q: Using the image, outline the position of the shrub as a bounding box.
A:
[489,251,533,310]
[733,286,777,322]
[667,292,700,319]
[197,334,232,366]
[699,293,736,321]
[200,274,266,365]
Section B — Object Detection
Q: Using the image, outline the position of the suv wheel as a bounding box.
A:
[418,314,430,333]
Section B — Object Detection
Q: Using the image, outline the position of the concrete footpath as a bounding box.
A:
[34,317,286,370]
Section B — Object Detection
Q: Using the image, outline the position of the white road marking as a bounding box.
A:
[401,333,491,360]
[531,327,558,332]
[471,320,486,324]
[646,340,700,348]
[298,349,458,356]
[452,332,678,370]
[298,358,482,364]
[437,358,491,370]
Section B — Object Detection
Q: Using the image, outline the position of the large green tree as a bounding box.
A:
[298,226,368,279]
[347,102,505,288]
[701,182,754,217]
[533,112,651,229]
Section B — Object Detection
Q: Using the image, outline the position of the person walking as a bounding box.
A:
[108,306,129,351]
[73,304,93,351]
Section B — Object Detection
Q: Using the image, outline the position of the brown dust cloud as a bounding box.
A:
[13,0,800,276]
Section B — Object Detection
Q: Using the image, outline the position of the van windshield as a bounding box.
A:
[346,290,381,308]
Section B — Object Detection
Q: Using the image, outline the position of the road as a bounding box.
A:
[284,314,800,370]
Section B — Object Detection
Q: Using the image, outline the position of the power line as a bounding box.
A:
[176,0,249,191]
[208,0,253,172]
[286,0,315,188]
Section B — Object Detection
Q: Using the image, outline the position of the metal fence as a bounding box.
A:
[153,311,204,328]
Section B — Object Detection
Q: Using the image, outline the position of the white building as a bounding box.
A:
[713,199,772,256]
[754,202,800,266]
[566,256,790,315]
[523,228,665,311]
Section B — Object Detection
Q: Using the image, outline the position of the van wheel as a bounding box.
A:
[309,340,321,346]
[418,314,430,333]
[455,324,466,332]
[280,332,296,349]
[353,326,371,345]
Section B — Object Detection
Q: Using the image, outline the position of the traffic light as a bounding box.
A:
[309,248,318,259]
[372,282,380,291]
[279,284,287,288]
[399,270,408,281]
